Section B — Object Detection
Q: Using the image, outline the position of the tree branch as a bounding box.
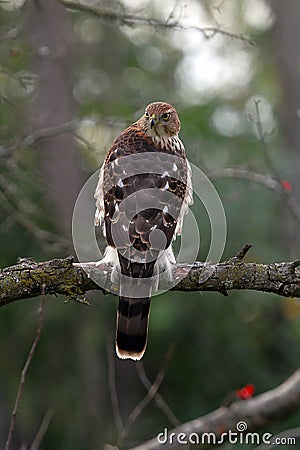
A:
[128,369,300,450]
[60,1,255,46]
[209,167,300,225]
[1,253,300,307]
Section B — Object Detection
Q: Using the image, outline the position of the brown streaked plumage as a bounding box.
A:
[94,102,193,360]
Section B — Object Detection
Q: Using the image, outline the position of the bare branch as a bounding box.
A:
[129,369,300,450]
[11,114,115,153]
[61,1,255,46]
[5,287,46,450]
[106,338,124,437]
[30,408,55,450]
[136,359,181,428]
[117,346,174,448]
[230,243,252,262]
[210,166,300,225]
[247,99,300,224]
[17,120,78,151]
[209,167,283,193]
[235,243,252,260]
[1,255,300,307]
[0,175,71,253]
[213,0,228,15]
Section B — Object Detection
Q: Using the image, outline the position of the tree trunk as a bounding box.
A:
[25,0,85,239]
[272,0,300,257]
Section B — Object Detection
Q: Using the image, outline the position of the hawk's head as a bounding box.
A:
[139,102,181,138]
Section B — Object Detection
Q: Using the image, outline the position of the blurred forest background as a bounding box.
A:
[0,0,300,448]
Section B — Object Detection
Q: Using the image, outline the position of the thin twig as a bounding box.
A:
[213,0,228,14]
[253,99,281,177]
[234,243,252,261]
[6,117,128,156]
[252,99,300,224]
[209,167,283,193]
[117,346,175,447]
[73,132,96,152]
[61,1,255,46]
[210,165,300,226]
[106,337,124,436]
[5,286,46,450]
[225,243,252,266]
[30,408,55,450]
[166,0,182,24]
[0,181,70,253]
[136,358,181,427]
[17,120,78,151]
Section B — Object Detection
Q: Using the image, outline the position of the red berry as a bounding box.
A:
[236,384,255,400]
[281,180,292,191]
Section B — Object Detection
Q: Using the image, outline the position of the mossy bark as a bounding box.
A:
[0,257,299,307]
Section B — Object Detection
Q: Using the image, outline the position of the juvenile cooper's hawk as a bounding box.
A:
[94,102,192,360]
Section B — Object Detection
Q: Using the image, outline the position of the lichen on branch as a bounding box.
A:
[0,251,299,307]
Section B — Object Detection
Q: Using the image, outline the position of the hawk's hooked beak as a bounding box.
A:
[150,114,158,129]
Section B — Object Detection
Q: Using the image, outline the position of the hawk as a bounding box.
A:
[94,102,192,360]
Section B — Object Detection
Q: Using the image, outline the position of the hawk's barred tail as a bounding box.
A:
[116,253,157,360]
[116,296,150,360]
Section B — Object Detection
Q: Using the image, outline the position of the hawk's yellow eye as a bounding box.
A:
[161,112,171,121]
[145,111,149,118]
